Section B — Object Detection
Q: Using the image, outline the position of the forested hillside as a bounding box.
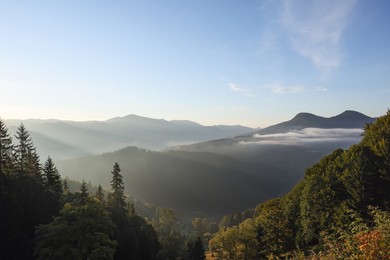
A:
[1,111,388,259]
[0,120,206,259]
[56,147,292,218]
[57,111,370,218]
[208,111,390,259]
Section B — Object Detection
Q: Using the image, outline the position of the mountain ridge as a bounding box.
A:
[4,114,254,160]
[253,110,375,135]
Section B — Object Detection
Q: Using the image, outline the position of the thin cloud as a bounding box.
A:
[281,0,357,75]
[268,84,305,94]
[228,83,249,92]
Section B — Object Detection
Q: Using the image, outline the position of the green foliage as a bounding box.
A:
[34,199,117,260]
[210,218,259,259]
[319,207,390,259]
[255,199,294,258]
[0,121,160,260]
[210,111,390,258]
[0,122,61,259]
[152,207,185,259]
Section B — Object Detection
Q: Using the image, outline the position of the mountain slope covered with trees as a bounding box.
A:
[208,111,390,259]
[0,120,205,259]
[56,111,372,218]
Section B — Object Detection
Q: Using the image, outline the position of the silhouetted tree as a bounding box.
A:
[78,179,89,205]
[14,123,41,177]
[43,156,62,198]
[0,119,13,176]
[109,162,126,211]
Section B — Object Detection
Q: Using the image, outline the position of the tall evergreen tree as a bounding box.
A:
[13,123,41,177]
[0,119,14,176]
[79,179,89,205]
[109,162,126,211]
[43,156,62,198]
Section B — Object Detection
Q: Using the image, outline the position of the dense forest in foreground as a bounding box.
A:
[0,121,204,259]
[208,111,390,259]
[1,111,389,259]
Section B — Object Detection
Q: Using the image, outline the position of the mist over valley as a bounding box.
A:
[9,110,373,218]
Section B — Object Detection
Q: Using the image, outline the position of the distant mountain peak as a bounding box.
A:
[106,114,167,124]
[292,112,321,119]
[332,110,370,120]
[256,110,375,135]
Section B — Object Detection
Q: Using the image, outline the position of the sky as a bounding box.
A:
[1,0,389,128]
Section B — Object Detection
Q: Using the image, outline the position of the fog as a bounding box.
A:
[242,128,363,145]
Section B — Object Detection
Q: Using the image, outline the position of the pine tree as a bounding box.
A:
[109,162,126,211]
[14,123,41,177]
[43,156,63,197]
[0,119,13,176]
[79,179,89,205]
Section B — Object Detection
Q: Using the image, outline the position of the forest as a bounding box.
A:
[0,111,389,259]
[0,121,204,259]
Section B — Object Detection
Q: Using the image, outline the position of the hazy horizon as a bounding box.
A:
[1,1,389,128]
[2,109,379,129]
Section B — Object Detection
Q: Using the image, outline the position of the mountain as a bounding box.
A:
[5,115,253,160]
[165,111,374,206]
[252,110,375,135]
[57,111,376,218]
[56,146,291,218]
[208,111,390,259]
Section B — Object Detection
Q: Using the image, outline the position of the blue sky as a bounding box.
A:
[1,0,389,127]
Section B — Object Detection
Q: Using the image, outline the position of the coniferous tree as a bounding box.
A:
[14,123,41,177]
[109,162,126,211]
[79,179,89,205]
[0,119,14,176]
[43,156,62,198]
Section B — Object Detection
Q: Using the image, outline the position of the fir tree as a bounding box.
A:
[43,156,63,197]
[14,123,41,177]
[79,179,89,205]
[0,119,13,176]
[109,162,126,211]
